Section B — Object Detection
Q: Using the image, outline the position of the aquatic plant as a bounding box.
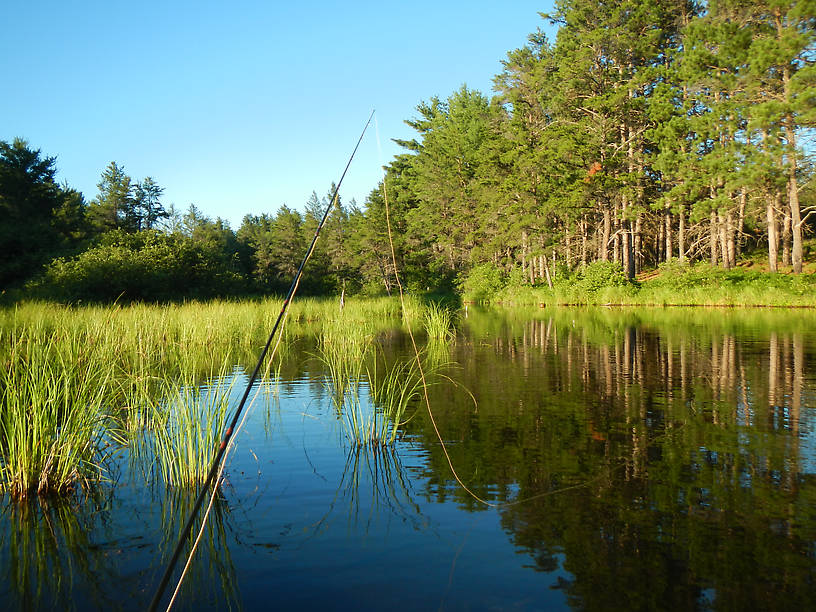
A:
[147,358,236,488]
[0,497,118,609]
[366,353,427,445]
[318,319,439,447]
[0,328,115,498]
[154,487,239,609]
[424,302,456,343]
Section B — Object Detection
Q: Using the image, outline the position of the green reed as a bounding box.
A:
[424,302,456,343]
[0,297,418,493]
[154,487,239,608]
[366,352,427,445]
[0,497,116,609]
[147,357,236,487]
[0,327,115,498]
[318,310,440,447]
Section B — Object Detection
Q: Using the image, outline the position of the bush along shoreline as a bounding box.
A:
[461,261,816,308]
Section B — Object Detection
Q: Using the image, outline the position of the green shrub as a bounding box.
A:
[32,230,245,302]
[574,261,628,292]
[459,263,506,303]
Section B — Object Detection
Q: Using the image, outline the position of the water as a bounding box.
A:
[2,306,815,611]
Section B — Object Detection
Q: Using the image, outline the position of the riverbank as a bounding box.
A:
[484,261,816,308]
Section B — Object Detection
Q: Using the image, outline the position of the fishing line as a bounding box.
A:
[148,110,375,612]
[374,116,494,507]
[373,117,685,511]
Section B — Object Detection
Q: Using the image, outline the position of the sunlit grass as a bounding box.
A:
[0,296,436,495]
[424,302,456,343]
[146,358,237,488]
[0,327,115,498]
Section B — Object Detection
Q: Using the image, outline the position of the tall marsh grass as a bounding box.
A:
[0,297,429,495]
[146,359,237,488]
[424,302,456,343]
[0,327,115,498]
[318,312,440,447]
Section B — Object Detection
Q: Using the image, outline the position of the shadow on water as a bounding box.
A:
[149,487,241,611]
[0,484,242,611]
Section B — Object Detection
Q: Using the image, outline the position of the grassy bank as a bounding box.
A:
[485,261,816,308]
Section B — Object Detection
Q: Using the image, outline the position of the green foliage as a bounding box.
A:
[573,261,629,293]
[148,359,236,487]
[0,139,87,290]
[33,229,245,302]
[0,327,114,498]
[459,263,506,303]
[424,302,456,343]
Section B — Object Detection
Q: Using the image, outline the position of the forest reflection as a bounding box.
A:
[409,307,816,610]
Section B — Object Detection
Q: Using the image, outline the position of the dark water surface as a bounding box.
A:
[2,307,816,611]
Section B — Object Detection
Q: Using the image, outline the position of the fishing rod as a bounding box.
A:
[148,110,375,612]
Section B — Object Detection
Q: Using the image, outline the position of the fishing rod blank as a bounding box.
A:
[148,110,375,612]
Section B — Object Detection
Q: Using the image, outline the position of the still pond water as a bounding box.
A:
[2,307,816,611]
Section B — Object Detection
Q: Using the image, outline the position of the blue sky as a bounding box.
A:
[2,1,557,228]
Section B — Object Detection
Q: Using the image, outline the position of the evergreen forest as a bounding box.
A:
[2,0,815,304]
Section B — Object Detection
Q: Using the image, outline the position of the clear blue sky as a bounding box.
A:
[2,1,557,229]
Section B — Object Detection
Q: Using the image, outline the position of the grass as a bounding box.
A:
[424,302,456,343]
[494,261,816,307]
[0,296,444,496]
[146,358,237,487]
[317,310,444,447]
[0,326,115,498]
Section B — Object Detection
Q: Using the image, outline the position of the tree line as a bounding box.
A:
[380,0,815,290]
[2,0,814,302]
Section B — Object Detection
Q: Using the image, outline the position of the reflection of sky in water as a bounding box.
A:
[225,375,575,612]
[799,406,816,474]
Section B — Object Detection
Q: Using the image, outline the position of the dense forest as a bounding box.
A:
[2,0,814,302]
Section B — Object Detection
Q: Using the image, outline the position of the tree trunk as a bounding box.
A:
[710,211,719,266]
[767,194,779,273]
[613,201,621,264]
[718,212,730,270]
[600,206,611,262]
[658,211,665,262]
[542,253,553,289]
[789,160,803,274]
[781,211,791,267]
[633,215,642,276]
[678,205,686,262]
[581,217,588,266]
[778,16,803,274]
[664,206,672,263]
[727,211,736,268]
[622,217,633,279]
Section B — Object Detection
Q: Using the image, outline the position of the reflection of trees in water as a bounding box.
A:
[417,308,816,609]
[0,486,243,611]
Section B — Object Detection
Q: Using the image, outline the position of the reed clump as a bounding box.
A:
[424,302,456,343]
[318,313,440,447]
[0,327,115,498]
[146,358,236,488]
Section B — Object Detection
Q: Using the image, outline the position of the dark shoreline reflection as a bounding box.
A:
[0,493,120,611]
[407,307,816,610]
